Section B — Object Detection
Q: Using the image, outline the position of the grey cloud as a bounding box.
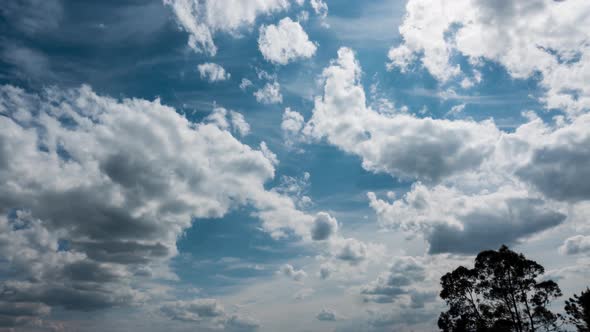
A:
[361,257,429,305]
[160,299,225,322]
[517,123,590,202]
[316,308,337,321]
[559,235,590,255]
[160,300,259,331]
[0,84,286,327]
[428,198,565,254]
[311,212,338,241]
[1,0,63,35]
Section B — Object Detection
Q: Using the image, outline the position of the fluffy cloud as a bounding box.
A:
[329,237,384,265]
[303,47,501,182]
[198,62,230,82]
[311,212,338,240]
[164,0,292,55]
[388,0,590,115]
[258,17,317,65]
[303,48,582,254]
[361,257,434,306]
[281,108,304,146]
[559,235,590,255]
[160,299,259,331]
[254,81,283,104]
[316,308,337,321]
[0,84,328,327]
[516,112,590,202]
[369,185,566,254]
[310,0,328,19]
[278,264,307,281]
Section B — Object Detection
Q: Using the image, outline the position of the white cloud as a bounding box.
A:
[164,0,293,55]
[281,107,304,147]
[388,0,590,115]
[278,264,307,281]
[302,48,588,254]
[0,84,331,326]
[310,0,328,19]
[197,62,230,82]
[303,47,501,182]
[254,81,283,104]
[229,111,250,136]
[239,78,253,90]
[258,17,317,65]
[204,107,250,136]
[369,185,565,254]
[559,235,590,255]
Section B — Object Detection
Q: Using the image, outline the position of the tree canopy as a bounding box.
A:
[564,288,590,332]
[438,245,562,332]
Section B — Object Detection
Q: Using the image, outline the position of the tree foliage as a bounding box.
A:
[564,288,590,332]
[438,245,562,332]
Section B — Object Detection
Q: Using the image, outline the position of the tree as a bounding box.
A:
[438,245,562,332]
[564,288,590,332]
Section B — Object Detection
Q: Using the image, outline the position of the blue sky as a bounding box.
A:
[1,0,589,331]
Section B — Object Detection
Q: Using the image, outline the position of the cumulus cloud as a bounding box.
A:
[164,0,292,55]
[328,237,384,265]
[258,17,317,65]
[516,112,590,202]
[160,299,259,331]
[310,0,328,19]
[198,62,230,82]
[254,81,283,104]
[316,308,337,321]
[303,47,501,182]
[559,235,590,255]
[388,0,590,115]
[278,264,307,281]
[369,185,566,254]
[281,108,304,147]
[311,212,338,240]
[0,84,324,327]
[160,299,225,322]
[361,257,433,305]
[303,48,579,254]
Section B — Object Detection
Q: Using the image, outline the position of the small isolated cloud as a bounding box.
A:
[311,212,338,240]
[240,78,253,90]
[559,235,590,255]
[258,17,317,65]
[254,81,283,104]
[316,308,337,321]
[328,237,384,265]
[278,264,307,281]
[198,62,230,82]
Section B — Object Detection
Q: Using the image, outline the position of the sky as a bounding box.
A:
[0,0,589,331]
